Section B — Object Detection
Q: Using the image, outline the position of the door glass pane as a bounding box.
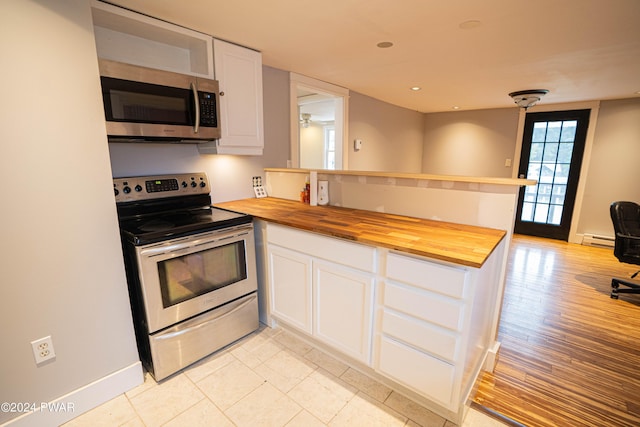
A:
[536,184,552,203]
[558,143,574,163]
[530,143,544,162]
[542,143,559,162]
[545,122,562,142]
[551,185,566,204]
[548,204,563,225]
[540,163,555,183]
[560,121,577,142]
[532,123,547,142]
[522,202,535,221]
[534,204,549,223]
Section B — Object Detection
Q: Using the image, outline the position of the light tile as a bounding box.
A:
[62,394,137,427]
[163,399,234,427]
[184,349,237,383]
[384,391,446,427]
[288,369,357,423]
[340,368,392,402]
[125,371,157,399]
[195,359,265,410]
[458,407,508,427]
[274,330,315,355]
[128,374,204,427]
[232,336,284,368]
[225,382,301,426]
[285,409,326,427]
[304,348,349,377]
[329,392,407,427]
[254,349,317,392]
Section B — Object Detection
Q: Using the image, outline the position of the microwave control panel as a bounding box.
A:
[199,92,218,127]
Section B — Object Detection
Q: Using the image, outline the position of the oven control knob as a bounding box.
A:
[191,181,197,188]
[181,181,188,188]
[123,186,131,194]
[114,188,119,197]
[135,185,142,192]
[199,181,206,188]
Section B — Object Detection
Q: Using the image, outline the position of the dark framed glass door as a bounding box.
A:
[514,109,590,240]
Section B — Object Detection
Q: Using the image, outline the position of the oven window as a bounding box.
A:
[157,241,247,307]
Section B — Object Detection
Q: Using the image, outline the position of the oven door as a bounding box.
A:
[135,224,257,333]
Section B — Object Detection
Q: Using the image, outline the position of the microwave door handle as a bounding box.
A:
[190,82,200,134]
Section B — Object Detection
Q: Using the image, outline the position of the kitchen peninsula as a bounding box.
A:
[216,169,533,424]
[215,197,506,424]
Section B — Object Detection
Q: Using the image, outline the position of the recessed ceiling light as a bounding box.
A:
[459,20,482,30]
[452,106,460,110]
[377,41,394,48]
[410,86,421,91]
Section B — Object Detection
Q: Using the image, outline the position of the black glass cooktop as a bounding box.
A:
[119,206,252,245]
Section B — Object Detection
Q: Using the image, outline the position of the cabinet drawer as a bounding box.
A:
[267,223,376,272]
[378,336,454,407]
[386,252,467,299]
[383,282,464,332]
[381,309,458,363]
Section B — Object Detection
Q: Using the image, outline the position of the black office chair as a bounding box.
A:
[610,201,640,299]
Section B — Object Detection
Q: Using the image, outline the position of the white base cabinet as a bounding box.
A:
[260,222,502,424]
[314,260,374,363]
[266,223,375,364]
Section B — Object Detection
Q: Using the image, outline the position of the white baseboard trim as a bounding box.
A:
[483,341,501,372]
[1,362,143,427]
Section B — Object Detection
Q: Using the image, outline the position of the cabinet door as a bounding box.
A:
[314,261,374,364]
[213,39,263,153]
[268,245,312,334]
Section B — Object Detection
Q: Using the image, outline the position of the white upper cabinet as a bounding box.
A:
[199,39,264,155]
[91,1,213,78]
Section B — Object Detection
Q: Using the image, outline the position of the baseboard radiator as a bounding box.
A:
[582,233,615,248]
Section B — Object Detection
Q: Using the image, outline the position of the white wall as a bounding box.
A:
[422,108,520,178]
[0,1,140,424]
[348,92,424,173]
[577,98,640,236]
[299,123,326,169]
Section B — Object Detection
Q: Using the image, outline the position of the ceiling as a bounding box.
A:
[108,0,640,113]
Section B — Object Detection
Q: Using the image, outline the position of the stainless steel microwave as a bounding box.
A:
[98,59,221,142]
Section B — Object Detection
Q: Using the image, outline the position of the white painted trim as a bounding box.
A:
[1,362,143,427]
[289,73,349,169]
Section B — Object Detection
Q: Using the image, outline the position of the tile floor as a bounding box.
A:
[63,326,505,427]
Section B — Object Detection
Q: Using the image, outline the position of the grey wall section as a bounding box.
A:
[0,0,139,423]
[577,98,640,236]
[348,92,425,173]
[422,108,520,178]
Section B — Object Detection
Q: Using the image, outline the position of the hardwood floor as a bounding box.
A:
[473,234,640,427]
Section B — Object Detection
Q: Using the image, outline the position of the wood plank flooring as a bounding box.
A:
[473,234,640,427]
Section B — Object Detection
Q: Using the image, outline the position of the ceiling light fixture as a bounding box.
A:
[410,86,421,91]
[377,41,394,48]
[508,89,549,109]
[300,113,312,128]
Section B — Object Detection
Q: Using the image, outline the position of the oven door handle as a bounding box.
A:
[153,296,255,341]
[139,230,248,257]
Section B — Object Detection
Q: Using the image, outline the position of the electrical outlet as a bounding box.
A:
[31,336,56,365]
[252,176,263,187]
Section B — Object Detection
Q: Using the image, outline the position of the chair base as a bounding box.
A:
[611,278,640,299]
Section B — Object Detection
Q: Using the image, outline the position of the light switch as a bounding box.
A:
[505,158,512,167]
[354,139,362,151]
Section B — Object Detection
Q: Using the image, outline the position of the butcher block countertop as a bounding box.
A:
[215,197,506,268]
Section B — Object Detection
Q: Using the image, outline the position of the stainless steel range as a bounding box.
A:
[114,172,258,381]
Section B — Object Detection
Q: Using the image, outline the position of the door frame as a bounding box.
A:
[512,101,600,243]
